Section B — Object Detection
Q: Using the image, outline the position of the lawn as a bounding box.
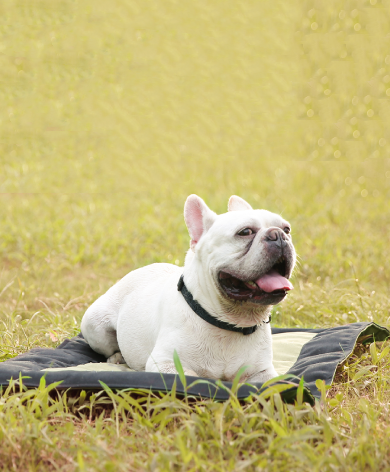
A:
[1,0,390,470]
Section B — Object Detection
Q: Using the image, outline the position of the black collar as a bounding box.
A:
[177,275,270,336]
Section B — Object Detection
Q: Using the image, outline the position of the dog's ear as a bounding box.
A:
[184,195,217,251]
[228,195,253,212]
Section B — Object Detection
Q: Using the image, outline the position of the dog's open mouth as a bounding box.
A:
[218,256,293,305]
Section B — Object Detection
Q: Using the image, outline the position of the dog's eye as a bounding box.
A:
[284,227,291,234]
[237,228,254,236]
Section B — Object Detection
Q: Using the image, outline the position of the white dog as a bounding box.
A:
[81,195,296,383]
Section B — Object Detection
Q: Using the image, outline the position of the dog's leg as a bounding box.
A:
[80,304,120,359]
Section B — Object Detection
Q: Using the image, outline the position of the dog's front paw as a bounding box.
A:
[107,352,126,365]
[183,369,199,377]
[146,360,199,377]
[247,366,278,384]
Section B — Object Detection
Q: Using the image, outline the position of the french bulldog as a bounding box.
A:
[81,195,296,383]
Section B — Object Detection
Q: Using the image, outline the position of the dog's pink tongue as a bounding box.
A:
[255,270,293,293]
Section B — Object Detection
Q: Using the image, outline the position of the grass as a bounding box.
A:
[1,352,390,471]
[1,0,390,469]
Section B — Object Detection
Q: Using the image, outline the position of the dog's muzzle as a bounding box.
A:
[218,229,295,305]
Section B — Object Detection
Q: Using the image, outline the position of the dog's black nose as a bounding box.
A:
[264,228,287,246]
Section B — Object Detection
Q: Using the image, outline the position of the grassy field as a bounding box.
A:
[1,0,390,470]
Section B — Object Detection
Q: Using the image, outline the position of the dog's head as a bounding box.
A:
[183,195,296,324]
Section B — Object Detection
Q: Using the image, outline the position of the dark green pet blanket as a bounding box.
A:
[0,322,388,405]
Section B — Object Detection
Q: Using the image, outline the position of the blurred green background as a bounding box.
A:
[1,0,390,349]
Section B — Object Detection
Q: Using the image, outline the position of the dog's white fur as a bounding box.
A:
[81,195,295,383]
